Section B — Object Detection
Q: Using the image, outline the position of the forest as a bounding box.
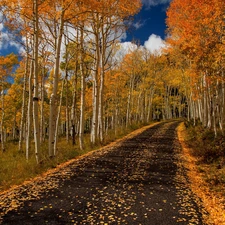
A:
[0,0,224,189]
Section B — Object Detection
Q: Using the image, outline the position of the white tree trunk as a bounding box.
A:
[33,0,40,164]
[19,55,28,152]
[79,26,85,150]
[91,27,100,144]
[54,78,65,155]
[71,74,77,145]
[49,10,65,157]
[40,66,46,144]
[65,77,69,143]
[26,59,33,160]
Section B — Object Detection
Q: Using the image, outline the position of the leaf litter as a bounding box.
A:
[0,121,208,224]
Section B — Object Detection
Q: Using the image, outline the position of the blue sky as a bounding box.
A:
[122,0,171,53]
[127,1,170,44]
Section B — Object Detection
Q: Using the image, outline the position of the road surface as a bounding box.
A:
[0,121,206,224]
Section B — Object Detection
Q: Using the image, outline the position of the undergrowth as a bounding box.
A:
[184,119,225,193]
[0,122,149,192]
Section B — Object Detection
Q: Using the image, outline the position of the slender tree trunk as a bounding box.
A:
[70,30,79,146]
[65,75,69,143]
[54,78,65,155]
[19,56,28,152]
[64,33,70,143]
[147,87,154,122]
[98,18,107,143]
[0,81,5,152]
[144,91,148,122]
[33,0,40,164]
[79,69,85,150]
[40,66,46,143]
[26,59,34,160]
[212,94,217,137]
[12,110,17,140]
[91,27,100,144]
[126,74,134,127]
[202,74,207,127]
[71,73,77,145]
[91,71,99,144]
[79,26,85,150]
[98,69,104,142]
[219,75,224,134]
[49,10,65,157]
[113,90,120,136]
[207,87,212,129]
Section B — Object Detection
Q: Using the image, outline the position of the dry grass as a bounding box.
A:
[177,122,225,225]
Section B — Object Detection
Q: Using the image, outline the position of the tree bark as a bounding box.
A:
[0,80,5,152]
[33,0,40,164]
[26,58,34,160]
[49,10,65,157]
[79,25,85,150]
[19,55,29,152]
[54,78,65,155]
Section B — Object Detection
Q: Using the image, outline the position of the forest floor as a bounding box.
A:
[0,120,222,224]
[178,123,225,225]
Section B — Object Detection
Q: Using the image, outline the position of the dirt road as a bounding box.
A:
[0,121,206,225]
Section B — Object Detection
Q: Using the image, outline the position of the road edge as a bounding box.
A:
[177,122,225,225]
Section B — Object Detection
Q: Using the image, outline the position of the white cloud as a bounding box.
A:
[113,42,138,64]
[144,34,166,54]
[142,0,171,7]
[0,23,3,31]
[0,12,25,54]
[133,21,144,30]
[9,40,25,54]
[0,26,25,54]
[119,42,138,54]
[119,31,127,41]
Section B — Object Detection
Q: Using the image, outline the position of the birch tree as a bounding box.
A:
[48,8,65,157]
[88,0,142,144]
[167,0,225,135]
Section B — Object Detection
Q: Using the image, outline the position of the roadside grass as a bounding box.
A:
[178,122,225,224]
[0,122,149,192]
[184,119,225,196]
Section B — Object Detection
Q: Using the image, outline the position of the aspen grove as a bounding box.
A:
[0,0,224,164]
